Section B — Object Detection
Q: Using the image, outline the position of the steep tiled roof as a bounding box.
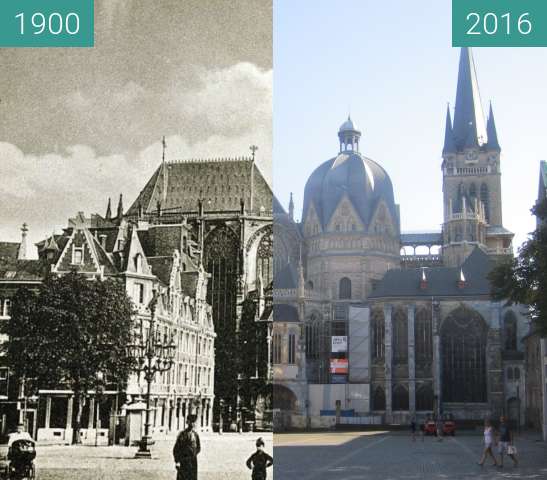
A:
[148,257,174,285]
[273,304,299,322]
[0,259,45,281]
[181,271,199,297]
[127,159,272,216]
[370,247,493,299]
[0,242,20,261]
[274,262,298,289]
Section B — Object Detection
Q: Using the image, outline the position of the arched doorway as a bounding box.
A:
[273,385,298,432]
[441,306,488,403]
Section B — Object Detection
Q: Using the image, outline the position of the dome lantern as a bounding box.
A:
[338,116,361,153]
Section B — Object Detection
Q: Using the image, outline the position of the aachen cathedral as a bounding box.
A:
[273,48,529,429]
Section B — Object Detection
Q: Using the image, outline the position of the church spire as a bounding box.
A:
[452,47,487,150]
[486,102,500,151]
[116,194,124,220]
[105,198,112,220]
[442,104,456,154]
[288,192,294,221]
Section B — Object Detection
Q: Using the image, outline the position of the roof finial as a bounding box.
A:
[162,136,167,163]
[250,144,258,162]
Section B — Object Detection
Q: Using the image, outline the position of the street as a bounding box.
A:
[17,432,273,480]
[274,431,547,479]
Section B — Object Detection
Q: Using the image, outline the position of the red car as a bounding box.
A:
[424,419,437,435]
[442,416,456,436]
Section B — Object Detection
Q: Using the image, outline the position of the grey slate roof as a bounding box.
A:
[274,262,298,290]
[369,247,493,299]
[486,225,514,236]
[401,232,442,245]
[273,304,299,322]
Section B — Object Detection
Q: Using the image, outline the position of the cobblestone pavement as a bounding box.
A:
[23,432,273,479]
[274,431,547,479]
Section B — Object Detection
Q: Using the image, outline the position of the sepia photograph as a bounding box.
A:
[0,1,272,479]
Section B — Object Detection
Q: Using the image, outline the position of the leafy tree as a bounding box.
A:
[489,196,547,335]
[6,272,136,443]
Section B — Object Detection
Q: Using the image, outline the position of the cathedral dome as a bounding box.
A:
[303,119,398,231]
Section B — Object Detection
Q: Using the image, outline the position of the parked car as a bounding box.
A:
[424,419,437,435]
[442,415,456,436]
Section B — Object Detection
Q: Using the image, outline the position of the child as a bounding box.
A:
[246,437,273,480]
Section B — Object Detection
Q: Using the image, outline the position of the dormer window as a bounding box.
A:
[135,254,143,273]
[72,246,83,265]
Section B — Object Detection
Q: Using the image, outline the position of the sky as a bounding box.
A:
[0,0,272,253]
[274,0,547,249]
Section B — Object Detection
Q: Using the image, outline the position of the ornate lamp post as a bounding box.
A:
[130,290,176,458]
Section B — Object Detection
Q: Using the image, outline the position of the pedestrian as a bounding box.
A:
[478,419,498,467]
[410,418,416,442]
[436,418,443,442]
[497,416,518,468]
[173,414,201,480]
[246,437,273,480]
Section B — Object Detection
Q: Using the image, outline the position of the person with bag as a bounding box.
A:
[173,415,201,480]
[497,416,518,468]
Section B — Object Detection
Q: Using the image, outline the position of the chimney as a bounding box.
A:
[17,223,28,260]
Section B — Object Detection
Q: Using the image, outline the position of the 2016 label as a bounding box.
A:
[466,12,532,36]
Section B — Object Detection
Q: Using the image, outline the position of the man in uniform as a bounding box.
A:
[173,415,201,480]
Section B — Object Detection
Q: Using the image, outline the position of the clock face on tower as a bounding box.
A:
[465,150,478,161]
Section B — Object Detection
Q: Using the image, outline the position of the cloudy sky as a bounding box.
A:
[1,0,272,253]
[275,0,547,250]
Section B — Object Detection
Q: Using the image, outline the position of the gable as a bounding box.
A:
[368,199,397,237]
[303,201,322,236]
[325,194,365,233]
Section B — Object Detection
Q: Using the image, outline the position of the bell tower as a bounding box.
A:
[441,48,513,267]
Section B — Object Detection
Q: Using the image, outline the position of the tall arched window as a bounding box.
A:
[469,183,477,198]
[442,306,487,402]
[339,277,351,299]
[504,311,518,351]
[416,385,434,411]
[392,385,409,411]
[256,231,273,286]
[371,309,385,362]
[373,386,386,410]
[480,183,490,223]
[415,308,432,365]
[393,308,408,364]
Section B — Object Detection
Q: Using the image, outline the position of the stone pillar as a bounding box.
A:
[432,301,441,416]
[384,304,393,423]
[407,305,416,416]
[488,302,504,418]
[66,396,73,431]
[88,398,95,429]
[45,396,52,429]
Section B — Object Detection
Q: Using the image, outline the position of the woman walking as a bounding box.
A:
[478,419,498,467]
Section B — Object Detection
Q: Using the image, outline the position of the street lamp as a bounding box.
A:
[129,289,176,458]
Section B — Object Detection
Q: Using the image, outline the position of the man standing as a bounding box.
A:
[498,416,518,468]
[173,415,201,480]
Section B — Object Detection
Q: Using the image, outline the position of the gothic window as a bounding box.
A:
[306,281,314,290]
[469,183,477,198]
[504,311,518,351]
[416,385,434,411]
[371,309,385,362]
[415,308,432,365]
[305,313,325,360]
[373,386,386,410]
[204,227,239,331]
[393,308,408,364]
[480,183,490,223]
[256,232,273,286]
[441,306,487,403]
[288,333,296,364]
[392,385,409,411]
[272,333,282,364]
[339,277,351,299]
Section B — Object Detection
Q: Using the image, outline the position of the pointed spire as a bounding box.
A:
[288,192,295,221]
[460,268,466,282]
[17,223,28,260]
[486,102,500,151]
[442,104,456,154]
[116,194,124,219]
[105,198,112,220]
[452,48,487,150]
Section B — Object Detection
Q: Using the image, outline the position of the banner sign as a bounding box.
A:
[330,358,348,375]
[331,336,348,353]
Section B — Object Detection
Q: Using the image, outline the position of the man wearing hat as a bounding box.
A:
[173,414,201,480]
[246,437,273,480]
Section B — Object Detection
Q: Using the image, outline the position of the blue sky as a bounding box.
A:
[274,0,547,248]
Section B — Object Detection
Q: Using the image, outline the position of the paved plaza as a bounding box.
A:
[2,432,272,480]
[274,431,547,480]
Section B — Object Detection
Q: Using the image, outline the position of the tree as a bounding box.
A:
[6,272,136,443]
[489,197,547,335]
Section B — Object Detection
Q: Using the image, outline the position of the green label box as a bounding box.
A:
[453,0,547,47]
[0,0,94,47]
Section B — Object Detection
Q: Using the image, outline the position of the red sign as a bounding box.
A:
[330,358,348,374]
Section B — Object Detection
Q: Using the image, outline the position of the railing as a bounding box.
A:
[486,247,513,255]
[274,288,322,300]
[401,255,443,267]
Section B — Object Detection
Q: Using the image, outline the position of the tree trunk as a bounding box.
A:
[72,393,85,445]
